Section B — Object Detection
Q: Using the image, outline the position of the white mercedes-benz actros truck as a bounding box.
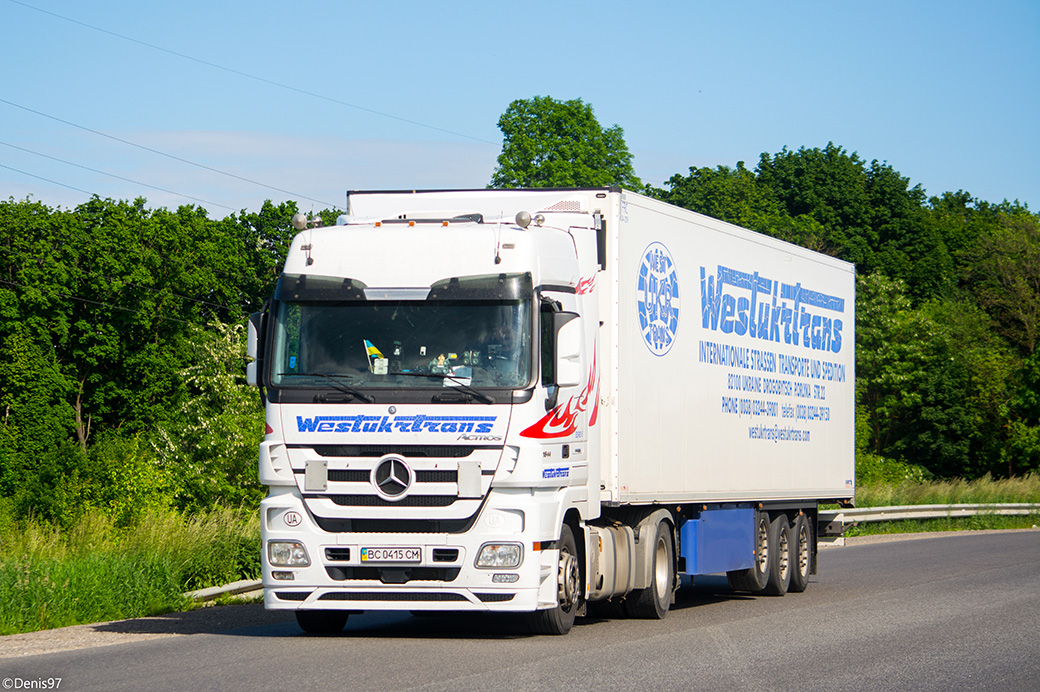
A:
[247,187,855,635]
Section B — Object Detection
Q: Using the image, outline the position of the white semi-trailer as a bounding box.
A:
[247,188,855,635]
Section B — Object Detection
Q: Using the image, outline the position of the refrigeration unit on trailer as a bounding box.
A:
[247,187,855,634]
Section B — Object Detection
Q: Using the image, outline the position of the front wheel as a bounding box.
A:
[625,520,674,619]
[527,523,581,635]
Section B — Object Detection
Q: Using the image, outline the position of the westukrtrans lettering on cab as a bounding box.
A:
[295,414,497,434]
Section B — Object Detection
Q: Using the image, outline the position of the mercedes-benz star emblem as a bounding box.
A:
[371,456,413,500]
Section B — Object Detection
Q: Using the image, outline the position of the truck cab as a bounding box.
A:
[249,191,605,634]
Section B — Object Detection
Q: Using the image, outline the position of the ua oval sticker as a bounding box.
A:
[637,242,680,356]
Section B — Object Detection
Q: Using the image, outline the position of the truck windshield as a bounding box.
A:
[269,298,532,391]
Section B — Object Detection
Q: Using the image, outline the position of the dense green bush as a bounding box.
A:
[0,507,259,635]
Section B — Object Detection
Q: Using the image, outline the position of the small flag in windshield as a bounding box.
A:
[364,340,385,373]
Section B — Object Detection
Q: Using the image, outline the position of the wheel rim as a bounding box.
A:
[796,523,810,577]
[558,549,579,610]
[777,526,790,582]
[755,518,769,573]
[652,534,670,598]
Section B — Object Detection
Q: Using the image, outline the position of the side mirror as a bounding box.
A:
[555,313,582,388]
[246,311,263,386]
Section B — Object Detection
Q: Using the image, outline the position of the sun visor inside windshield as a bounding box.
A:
[276,272,532,302]
[275,274,369,301]
[428,273,533,301]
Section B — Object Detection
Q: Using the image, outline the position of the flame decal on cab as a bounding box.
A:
[576,275,597,295]
[521,349,599,439]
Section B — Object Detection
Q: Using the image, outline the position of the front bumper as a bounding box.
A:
[260,490,563,613]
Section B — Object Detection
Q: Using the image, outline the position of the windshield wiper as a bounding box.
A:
[390,371,495,404]
[279,371,375,403]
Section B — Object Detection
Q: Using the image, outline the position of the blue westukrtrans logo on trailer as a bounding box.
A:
[637,242,680,356]
[699,264,845,354]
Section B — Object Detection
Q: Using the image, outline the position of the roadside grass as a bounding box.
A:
[854,472,1040,507]
[841,473,1040,538]
[0,507,259,636]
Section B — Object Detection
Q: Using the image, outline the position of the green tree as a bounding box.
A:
[962,210,1040,355]
[755,144,947,299]
[151,321,264,511]
[650,162,830,252]
[490,96,641,189]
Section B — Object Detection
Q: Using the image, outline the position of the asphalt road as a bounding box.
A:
[3,531,1039,692]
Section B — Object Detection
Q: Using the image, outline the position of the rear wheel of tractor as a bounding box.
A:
[527,523,581,635]
[295,610,349,634]
[788,513,812,593]
[762,514,791,596]
[625,520,674,619]
[727,512,770,593]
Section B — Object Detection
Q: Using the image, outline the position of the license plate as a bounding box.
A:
[360,547,422,563]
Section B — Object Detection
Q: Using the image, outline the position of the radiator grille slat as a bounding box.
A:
[311,445,490,458]
[318,592,469,602]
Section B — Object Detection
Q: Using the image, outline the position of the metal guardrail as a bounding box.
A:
[185,578,262,602]
[818,503,1040,543]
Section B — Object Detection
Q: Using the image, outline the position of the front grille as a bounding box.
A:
[318,592,469,602]
[416,470,458,483]
[325,494,457,508]
[274,591,309,601]
[325,566,460,582]
[327,470,369,482]
[325,548,351,561]
[311,445,491,458]
[432,548,459,562]
[314,516,479,534]
[309,469,459,483]
[476,593,515,602]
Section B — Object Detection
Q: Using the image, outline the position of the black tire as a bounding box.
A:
[727,512,770,593]
[296,610,349,634]
[762,514,791,597]
[788,513,812,593]
[625,520,674,619]
[527,523,581,635]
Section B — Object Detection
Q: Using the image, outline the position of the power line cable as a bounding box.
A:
[3,232,252,318]
[0,98,339,208]
[1,139,237,212]
[9,0,498,146]
[90,272,242,315]
[0,162,93,197]
[0,277,201,325]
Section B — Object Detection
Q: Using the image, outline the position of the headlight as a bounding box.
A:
[475,542,523,569]
[268,540,310,567]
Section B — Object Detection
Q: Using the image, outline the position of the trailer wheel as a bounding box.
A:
[625,520,674,619]
[788,513,812,593]
[527,523,580,635]
[727,511,770,593]
[295,610,349,634]
[762,514,791,596]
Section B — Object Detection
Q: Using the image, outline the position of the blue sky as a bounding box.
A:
[2,0,1038,215]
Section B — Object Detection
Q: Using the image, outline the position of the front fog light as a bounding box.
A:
[268,540,310,567]
[475,542,523,569]
[493,573,520,583]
